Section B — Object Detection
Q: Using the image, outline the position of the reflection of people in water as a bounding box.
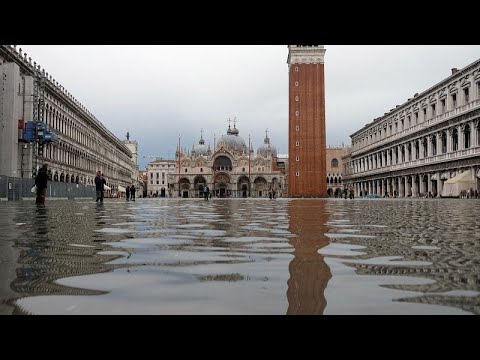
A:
[34,205,49,239]
[287,200,332,315]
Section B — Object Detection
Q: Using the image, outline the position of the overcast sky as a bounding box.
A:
[19,45,480,169]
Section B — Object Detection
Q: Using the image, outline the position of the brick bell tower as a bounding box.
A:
[287,45,327,197]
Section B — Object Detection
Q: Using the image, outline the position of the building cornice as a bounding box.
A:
[351,57,480,140]
[287,45,326,65]
[351,103,480,157]
[0,45,130,156]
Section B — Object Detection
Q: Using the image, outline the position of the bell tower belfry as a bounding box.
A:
[287,45,327,197]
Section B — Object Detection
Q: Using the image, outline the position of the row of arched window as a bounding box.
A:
[352,124,479,173]
[327,176,342,184]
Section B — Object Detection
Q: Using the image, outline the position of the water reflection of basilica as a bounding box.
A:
[287,200,332,315]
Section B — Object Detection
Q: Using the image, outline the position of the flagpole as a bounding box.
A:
[213,133,216,197]
[178,135,181,197]
[248,134,251,197]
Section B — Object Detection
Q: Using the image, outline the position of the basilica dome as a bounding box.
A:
[216,125,248,154]
[192,135,210,156]
[257,131,277,157]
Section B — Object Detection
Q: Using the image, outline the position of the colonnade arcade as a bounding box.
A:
[174,174,280,198]
[353,164,480,197]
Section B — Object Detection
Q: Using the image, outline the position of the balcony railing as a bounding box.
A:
[349,146,480,177]
[352,99,480,156]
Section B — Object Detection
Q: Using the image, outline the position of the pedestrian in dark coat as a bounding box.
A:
[35,164,49,204]
[95,171,105,203]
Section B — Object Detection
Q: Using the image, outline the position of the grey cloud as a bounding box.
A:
[20,45,480,169]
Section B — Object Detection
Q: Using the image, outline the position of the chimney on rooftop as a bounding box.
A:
[451,68,459,75]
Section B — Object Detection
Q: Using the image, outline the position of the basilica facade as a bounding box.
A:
[166,124,286,198]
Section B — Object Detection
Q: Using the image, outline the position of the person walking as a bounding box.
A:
[35,164,49,204]
[101,174,107,201]
[95,171,105,203]
[125,185,130,201]
[203,185,210,201]
[130,185,136,201]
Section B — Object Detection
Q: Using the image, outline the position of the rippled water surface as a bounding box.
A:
[0,198,479,315]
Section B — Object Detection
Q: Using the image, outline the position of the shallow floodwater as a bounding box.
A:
[0,198,478,315]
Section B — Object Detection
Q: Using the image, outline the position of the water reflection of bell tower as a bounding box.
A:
[287,45,327,197]
[287,200,332,314]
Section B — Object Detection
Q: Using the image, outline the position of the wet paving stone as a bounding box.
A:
[0,198,479,314]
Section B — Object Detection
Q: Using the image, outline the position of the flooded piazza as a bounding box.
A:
[0,198,479,315]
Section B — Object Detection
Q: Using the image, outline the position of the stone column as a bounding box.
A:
[447,128,452,152]
[419,174,425,195]
[437,172,443,197]
[459,124,464,150]
[476,167,479,192]
[437,133,443,155]
[427,173,432,195]
[427,137,432,158]
[405,176,409,197]
[411,175,417,197]
[474,120,479,147]
[418,140,423,159]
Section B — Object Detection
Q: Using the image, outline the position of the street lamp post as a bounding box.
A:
[248,134,251,197]
[178,135,181,198]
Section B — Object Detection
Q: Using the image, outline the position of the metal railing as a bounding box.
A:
[0,176,96,201]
